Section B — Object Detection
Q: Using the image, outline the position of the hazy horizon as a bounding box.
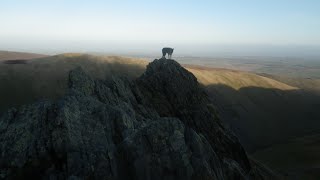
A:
[2,43,320,59]
[1,0,320,57]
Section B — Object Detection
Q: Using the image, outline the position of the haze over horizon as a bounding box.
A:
[1,0,320,57]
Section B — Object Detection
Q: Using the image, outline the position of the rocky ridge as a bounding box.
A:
[0,58,277,179]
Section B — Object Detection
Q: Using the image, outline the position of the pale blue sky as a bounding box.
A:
[0,0,320,55]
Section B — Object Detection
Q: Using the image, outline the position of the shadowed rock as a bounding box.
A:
[137,59,251,171]
[0,59,278,179]
[2,60,29,64]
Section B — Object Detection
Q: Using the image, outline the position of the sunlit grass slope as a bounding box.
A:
[186,65,297,90]
[0,50,47,61]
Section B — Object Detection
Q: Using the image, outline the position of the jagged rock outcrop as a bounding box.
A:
[137,59,251,172]
[0,58,277,179]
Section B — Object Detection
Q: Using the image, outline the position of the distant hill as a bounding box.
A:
[0,53,147,114]
[258,73,320,95]
[177,56,320,79]
[185,64,297,90]
[0,50,47,61]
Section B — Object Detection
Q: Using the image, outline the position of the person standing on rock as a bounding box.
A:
[162,47,174,59]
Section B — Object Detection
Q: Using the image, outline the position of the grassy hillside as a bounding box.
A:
[185,64,297,90]
[259,73,320,95]
[0,50,47,61]
[186,64,320,178]
[0,53,147,113]
[185,65,320,151]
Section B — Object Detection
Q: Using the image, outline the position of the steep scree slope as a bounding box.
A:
[0,58,277,179]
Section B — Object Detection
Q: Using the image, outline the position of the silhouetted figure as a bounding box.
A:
[162,47,174,59]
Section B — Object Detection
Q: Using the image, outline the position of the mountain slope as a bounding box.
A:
[0,50,47,61]
[0,54,146,113]
[186,65,320,151]
[0,58,277,179]
[185,65,297,90]
[258,73,320,95]
[1,53,319,153]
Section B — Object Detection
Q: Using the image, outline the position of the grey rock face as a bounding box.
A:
[137,59,251,172]
[0,59,277,179]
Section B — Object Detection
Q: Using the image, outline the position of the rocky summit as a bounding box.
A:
[0,58,277,179]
